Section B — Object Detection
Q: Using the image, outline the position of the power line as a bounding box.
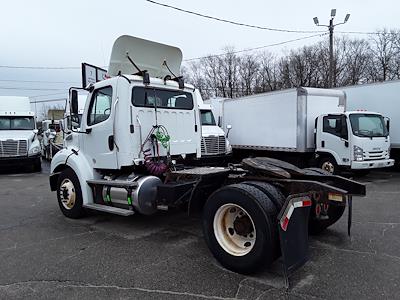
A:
[0,65,80,70]
[0,87,65,91]
[30,92,68,98]
[184,33,327,62]
[30,98,67,104]
[0,79,79,84]
[145,0,324,34]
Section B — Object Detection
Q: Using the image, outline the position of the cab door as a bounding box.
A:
[316,114,350,166]
[81,82,117,169]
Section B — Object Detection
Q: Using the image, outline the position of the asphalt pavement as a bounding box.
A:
[0,163,399,299]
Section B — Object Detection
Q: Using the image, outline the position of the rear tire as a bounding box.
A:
[202,183,279,274]
[56,168,85,219]
[309,204,346,235]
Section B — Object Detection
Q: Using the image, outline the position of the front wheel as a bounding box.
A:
[56,168,85,219]
[202,184,278,274]
[319,157,338,175]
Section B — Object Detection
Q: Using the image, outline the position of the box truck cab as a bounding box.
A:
[213,88,394,174]
[0,96,41,171]
[198,101,231,158]
[315,110,393,173]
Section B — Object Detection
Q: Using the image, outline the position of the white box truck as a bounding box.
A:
[342,80,400,164]
[49,35,366,277]
[211,87,394,174]
[0,96,41,171]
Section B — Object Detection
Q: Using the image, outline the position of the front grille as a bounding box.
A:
[201,136,226,155]
[363,150,386,161]
[0,140,28,157]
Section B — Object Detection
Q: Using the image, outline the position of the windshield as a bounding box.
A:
[200,110,216,126]
[349,114,388,137]
[0,116,35,130]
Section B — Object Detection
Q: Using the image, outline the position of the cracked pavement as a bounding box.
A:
[0,164,399,299]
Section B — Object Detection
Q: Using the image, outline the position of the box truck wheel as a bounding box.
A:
[202,183,278,274]
[57,168,84,219]
[319,157,338,174]
[309,204,345,235]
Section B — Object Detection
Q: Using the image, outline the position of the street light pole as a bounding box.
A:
[329,18,334,88]
[313,10,350,88]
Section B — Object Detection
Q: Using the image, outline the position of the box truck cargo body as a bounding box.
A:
[342,80,400,162]
[211,87,394,173]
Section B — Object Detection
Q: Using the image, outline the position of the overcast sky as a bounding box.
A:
[0,0,398,113]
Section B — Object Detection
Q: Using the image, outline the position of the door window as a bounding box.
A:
[87,86,113,126]
[323,115,347,139]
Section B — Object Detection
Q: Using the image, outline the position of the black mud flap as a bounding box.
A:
[277,194,312,288]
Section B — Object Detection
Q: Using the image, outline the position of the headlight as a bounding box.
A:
[353,146,363,161]
[29,145,41,155]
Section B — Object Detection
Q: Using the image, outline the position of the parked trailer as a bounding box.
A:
[210,88,394,174]
[49,36,366,280]
[342,80,400,164]
[0,96,41,171]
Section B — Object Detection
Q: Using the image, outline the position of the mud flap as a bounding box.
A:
[277,194,312,288]
[347,195,352,236]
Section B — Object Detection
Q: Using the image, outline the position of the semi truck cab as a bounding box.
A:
[198,101,231,158]
[316,111,394,173]
[0,96,41,171]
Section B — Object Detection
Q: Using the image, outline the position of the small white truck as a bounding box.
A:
[41,119,63,160]
[198,100,231,158]
[0,96,41,171]
[49,36,366,278]
[210,88,394,174]
[342,80,400,165]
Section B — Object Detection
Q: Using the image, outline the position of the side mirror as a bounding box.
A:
[71,90,79,115]
[226,124,232,138]
[33,129,39,134]
[385,117,390,133]
[71,115,80,128]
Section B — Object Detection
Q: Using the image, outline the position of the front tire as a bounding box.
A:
[57,168,84,219]
[319,157,338,175]
[202,184,279,274]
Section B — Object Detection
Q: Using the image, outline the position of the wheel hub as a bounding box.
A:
[321,161,335,174]
[213,204,256,256]
[233,215,253,237]
[59,179,76,210]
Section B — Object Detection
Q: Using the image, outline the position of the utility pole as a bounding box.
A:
[313,9,350,88]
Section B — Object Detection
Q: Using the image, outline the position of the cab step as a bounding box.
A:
[87,179,138,188]
[83,203,135,216]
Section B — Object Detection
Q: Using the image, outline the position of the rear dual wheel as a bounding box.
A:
[202,183,283,274]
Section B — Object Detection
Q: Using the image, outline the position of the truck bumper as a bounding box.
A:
[351,158,395,170]
[0,154,41,168]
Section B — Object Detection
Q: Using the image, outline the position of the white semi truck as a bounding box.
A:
[342,80,400,165]
[49,36,366,277]
[198,101,231,158]
[0,96,41,171]
[210,88,394,174]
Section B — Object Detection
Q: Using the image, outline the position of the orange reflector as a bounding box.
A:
[328,193,343,202]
